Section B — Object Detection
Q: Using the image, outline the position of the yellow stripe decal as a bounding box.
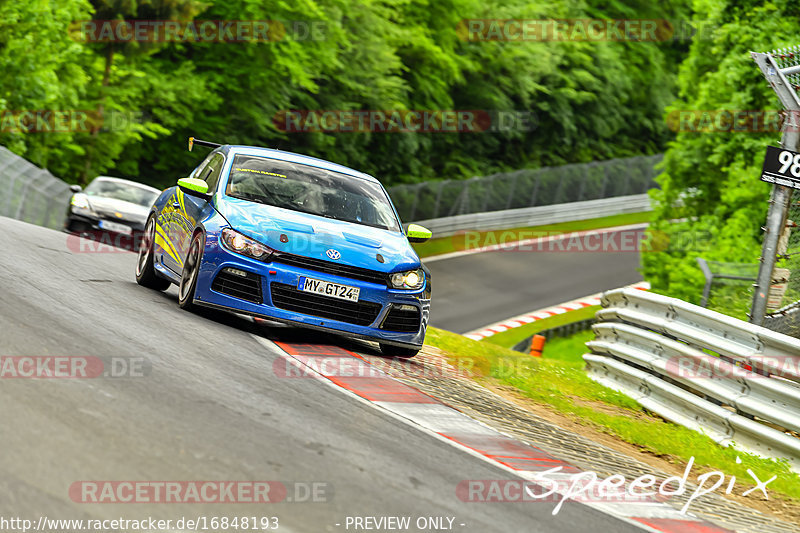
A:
[155,224,183,267]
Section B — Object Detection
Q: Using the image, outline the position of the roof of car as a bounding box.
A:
[93,176,161,193]
[222,145,380,184]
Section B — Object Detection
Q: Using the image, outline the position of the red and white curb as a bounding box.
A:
[463,281,651,341]
[252,333,735,533]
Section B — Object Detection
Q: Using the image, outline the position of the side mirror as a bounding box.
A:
[406,224,432,243]
[177,177,210,199]
[69,184,82,193]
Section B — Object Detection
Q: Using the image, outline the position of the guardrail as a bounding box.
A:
[0,146,71,230]
[415,194,652,237]
[584,287,800,471]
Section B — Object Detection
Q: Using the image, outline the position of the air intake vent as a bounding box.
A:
[211,268,263,304]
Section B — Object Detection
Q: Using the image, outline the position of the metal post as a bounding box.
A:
[432,180,446,219]
[751,178,793,324]
[697,257,714,308]
[750,48,800,324]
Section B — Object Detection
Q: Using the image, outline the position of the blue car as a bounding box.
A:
[135,138,432,358]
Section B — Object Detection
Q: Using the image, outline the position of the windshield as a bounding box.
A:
[225,155,401,232]
[85,179,159,207]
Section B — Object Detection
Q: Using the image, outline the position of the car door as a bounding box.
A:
[173,152,226,267]
[158,154,214,273]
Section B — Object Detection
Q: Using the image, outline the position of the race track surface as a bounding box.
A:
[0,217,643,532]
[426,231,644,333]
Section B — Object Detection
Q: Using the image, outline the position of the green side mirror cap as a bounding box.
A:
[407,224,432,243]
[177,177,209,196]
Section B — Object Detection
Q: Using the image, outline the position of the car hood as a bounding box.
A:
[216,197,421,272]
[85,196,151,223]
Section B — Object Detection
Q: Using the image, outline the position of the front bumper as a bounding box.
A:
[64,212,146,233]
[192,238,429,349]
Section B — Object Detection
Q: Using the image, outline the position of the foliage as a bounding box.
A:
[2,0,688,188]
[642,0,800,305]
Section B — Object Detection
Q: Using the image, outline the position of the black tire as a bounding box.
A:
[135,217,171,291]
[379,343,420,359]
[178,232,204,310]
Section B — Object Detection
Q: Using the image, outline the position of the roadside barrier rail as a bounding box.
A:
[584,287,800,471]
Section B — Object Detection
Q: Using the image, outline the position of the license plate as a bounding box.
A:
[298,276,360,302]
[99,220,132,235]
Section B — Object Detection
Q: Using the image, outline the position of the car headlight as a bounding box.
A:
[70,194,92,212]
[389,268,425,290]
[220,228,274,261]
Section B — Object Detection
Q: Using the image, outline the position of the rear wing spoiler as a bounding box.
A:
[188,137,222,151]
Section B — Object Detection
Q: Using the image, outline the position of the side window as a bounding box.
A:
[198,153,225,192]
[190,154,214,180]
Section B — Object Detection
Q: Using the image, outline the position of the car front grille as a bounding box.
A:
[381,305,421,332]
[270,282,382,326]
[272,252,387,285]
[211,268,263,304]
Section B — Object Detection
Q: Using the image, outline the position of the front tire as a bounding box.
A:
[135,217,170,291]
[379,343,420,359]
[178,232,204,310]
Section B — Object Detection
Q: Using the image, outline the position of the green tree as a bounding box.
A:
[641,0,800,310]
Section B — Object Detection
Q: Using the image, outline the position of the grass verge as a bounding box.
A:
[483,305,599,349]
[412,211,652,258]
[425,326,800,502]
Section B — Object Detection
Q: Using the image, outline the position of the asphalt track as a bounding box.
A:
[425,229,645,333]
[0,216,643,532]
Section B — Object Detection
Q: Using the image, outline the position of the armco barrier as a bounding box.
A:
[584,287,800,471]
[415,194,652,237]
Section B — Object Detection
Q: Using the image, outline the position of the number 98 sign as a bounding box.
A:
[762,145,800,189]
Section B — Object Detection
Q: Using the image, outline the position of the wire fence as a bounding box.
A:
[764,193,800,337]
[0,146,71,230]
[699,195,800,338]
[387,154,663,222]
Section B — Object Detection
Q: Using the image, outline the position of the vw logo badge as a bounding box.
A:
[326,249,341,260]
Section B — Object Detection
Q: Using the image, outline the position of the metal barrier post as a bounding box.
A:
[750,49,800,324]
